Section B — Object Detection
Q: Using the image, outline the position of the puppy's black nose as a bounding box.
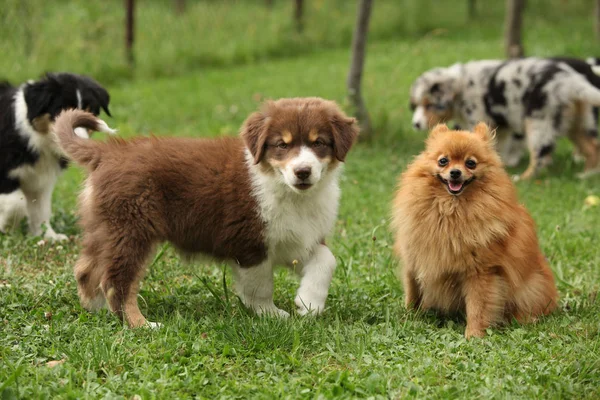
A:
[413,122,422,130]
[450,169,462,179]
[294,167,312,180]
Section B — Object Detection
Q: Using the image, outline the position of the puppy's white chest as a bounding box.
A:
[266,196,337,262]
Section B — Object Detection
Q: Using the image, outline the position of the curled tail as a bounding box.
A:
[53,109,116,170]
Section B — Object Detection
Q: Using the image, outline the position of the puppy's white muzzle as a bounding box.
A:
[281,147,324,192]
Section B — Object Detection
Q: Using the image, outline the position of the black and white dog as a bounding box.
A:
[410,58,600,179]
[0,73,111,240]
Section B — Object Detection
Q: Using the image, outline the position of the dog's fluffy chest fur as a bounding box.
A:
[248,155,341,265]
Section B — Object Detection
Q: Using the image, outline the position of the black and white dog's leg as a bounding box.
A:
[294,244,336,316]
[22,184,68,241]
[231,260,289,317]
[496,129,524,168]
[518,118,557,180]
[0,191,27,233]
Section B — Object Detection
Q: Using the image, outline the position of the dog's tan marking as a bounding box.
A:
[282,130,292,144]
[31,114,51,134]
[308,128,319,142]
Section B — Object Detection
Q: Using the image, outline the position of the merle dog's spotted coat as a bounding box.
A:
[410,58,600,179]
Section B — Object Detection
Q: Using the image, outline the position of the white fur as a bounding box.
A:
[76,89,82,109]
[280,146,324,190]
[3,88,67,241]
[74,127,89,139]
[412,106,426,130]
[0,191,27,232]
[233,149,341,316]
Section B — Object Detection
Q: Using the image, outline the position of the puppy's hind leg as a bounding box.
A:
[403,266,423,310]
[75,233,107,311]
[100,234,156,328]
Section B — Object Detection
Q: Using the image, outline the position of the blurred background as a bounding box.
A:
[0,0,598,142]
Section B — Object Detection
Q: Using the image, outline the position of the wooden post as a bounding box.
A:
[347,0,373,140]
[467,0,476,19]
[504,0,525,58]
[294,0,304,33]
[125,0,135,66]
[174,0,186,14]
[595,0,600,41]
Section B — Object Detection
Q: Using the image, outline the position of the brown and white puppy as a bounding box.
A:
[53,98,358,328]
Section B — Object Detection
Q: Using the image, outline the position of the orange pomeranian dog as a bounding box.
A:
[391,123,558,339]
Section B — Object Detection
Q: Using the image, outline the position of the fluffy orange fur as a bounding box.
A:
[391,123,558,338]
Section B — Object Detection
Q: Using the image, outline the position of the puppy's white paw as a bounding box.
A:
[511,174,521,182]
[254,304,290,318]
[146,321,163,329]
[295,294,325,316]
[44,231,69,242]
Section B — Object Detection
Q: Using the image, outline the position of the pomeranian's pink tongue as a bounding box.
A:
[448,181,463,191]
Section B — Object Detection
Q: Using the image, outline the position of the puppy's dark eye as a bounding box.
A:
[277,142,288,149]
[312,140,325,148]
[438,157,449,167]
[409,102,416,111]
[465,159,477,169]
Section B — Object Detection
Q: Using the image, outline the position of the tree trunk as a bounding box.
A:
[467,0,476,19]
[125,0,135,66]
[347,0,373,141]
[294,0,304,33]
[595,0,600,41]
[174,0,186,14]
[504,0,525,58]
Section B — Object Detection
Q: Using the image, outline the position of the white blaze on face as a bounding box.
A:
[281,146,325,191]
[412,105,427,131]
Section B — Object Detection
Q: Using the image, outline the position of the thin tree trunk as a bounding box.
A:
[467,0,476,19]
[294,0,304,33]
[347,0,373,141]
[595,0,600,41]
[125,0,135,66]
[174,0,186,14]
[504,0,525,58]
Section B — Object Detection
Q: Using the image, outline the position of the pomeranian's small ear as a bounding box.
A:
[429,124,449,137]
[473,122,496,143]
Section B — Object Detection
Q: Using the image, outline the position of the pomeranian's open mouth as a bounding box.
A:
[437,175,474,195]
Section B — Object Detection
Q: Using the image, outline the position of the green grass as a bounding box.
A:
[2,1,600,398]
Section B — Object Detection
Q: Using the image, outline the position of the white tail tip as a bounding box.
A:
[96,119,117,135]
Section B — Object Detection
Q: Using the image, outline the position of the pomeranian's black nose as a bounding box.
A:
[450,169,462,179]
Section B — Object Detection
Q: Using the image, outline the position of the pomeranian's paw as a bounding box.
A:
[464,326,486,339]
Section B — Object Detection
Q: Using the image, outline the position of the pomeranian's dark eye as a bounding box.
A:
[465,159,477,169]
[438,157,449,167]
[409,102,416,111]
[277,142,288,149]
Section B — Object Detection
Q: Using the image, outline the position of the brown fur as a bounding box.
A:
[53,97,357,327]
[391,123,558,338]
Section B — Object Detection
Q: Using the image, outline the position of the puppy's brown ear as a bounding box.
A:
[330,113,359,162]
[240,112,270,164]
[473,122,495,143]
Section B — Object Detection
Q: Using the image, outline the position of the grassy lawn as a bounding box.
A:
[1,0,600,398]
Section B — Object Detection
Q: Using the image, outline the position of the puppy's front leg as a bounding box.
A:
[294,244,336,316]
[463,271,505,339]
[232,260,289,317]
[22,186,68,241]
